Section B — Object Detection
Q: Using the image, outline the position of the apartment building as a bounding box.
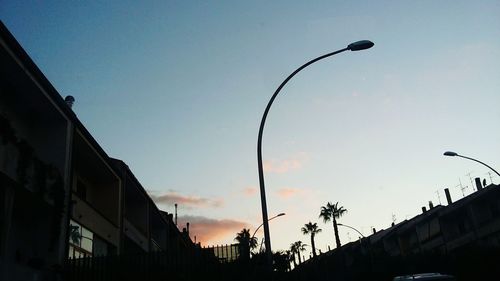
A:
[0,21,73,280]
[0,21,201,281]
[370,182,500,257]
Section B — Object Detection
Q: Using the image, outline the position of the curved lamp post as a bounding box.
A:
[337,223,365,238]
[251,212,286,241]
[257,40,374,270]
[443,151,500,177]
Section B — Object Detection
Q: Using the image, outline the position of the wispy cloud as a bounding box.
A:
[149,192,224,209]
[263,153,308,174]
[242,186,258,197]
[177,215,247,245]
[276,187,303,199]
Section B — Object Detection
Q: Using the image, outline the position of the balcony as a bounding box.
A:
[71,131,120,249]
[0,69,69,196]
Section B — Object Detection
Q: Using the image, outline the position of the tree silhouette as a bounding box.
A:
[288,245,297,267]
[290,241,307,264]
[234,228,258,260]
[301,222,321,257]
[319,201,347,249]
[273,250,292,272]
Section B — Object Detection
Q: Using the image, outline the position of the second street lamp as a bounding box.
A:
[251,212,286,241]
[443,151,500,178]
[257,40,374,271]
[337,223,365,238]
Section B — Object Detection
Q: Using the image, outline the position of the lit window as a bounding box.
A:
[68,220,93,258]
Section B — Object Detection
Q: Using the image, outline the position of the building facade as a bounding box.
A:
[0,21,201,281]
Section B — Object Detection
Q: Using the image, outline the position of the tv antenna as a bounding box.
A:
[435,189,442,205]
[465,171,475,191]
[485,171,495,184]
[456,178,468,197]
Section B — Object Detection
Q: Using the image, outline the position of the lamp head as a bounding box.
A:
[348,40,374,51]
[337,223,344,226]
[444,151,458,157]
[277,213,286,217]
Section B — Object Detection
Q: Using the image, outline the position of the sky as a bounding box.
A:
[2,1,500,256]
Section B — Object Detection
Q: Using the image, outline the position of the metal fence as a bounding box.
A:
[65,247,221,281]
[204,244,241,263]
[63,243,287,281]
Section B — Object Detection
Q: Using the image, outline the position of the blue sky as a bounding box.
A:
[2,1,499,254]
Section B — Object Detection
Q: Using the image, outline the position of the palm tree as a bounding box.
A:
[319,201,347,249]
[288,245,297,267]
[301,222,321,257]
[289,241,307,264]
[234,228,258,260]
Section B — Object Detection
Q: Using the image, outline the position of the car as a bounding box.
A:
[393,273,456,281]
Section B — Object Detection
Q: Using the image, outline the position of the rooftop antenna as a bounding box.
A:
[456,178,468,197]
[435,189,442,205]
[486,171,494,184]
[465,171,475,193]
[175,203,178,226]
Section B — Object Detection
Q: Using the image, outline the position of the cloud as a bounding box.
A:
[177,215,248,245]
[242,186,258,197]
[149,192,224,209]
[263,153,308,174]
[276,187,303,199]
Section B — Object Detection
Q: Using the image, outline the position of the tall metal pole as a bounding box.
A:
[257,40,374,273]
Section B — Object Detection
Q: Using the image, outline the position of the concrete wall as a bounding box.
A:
[72,194,120,248]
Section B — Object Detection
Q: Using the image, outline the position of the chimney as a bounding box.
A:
[428,201,434,209]
[64,95,75,108]
[444,188,453,205]
[186,222,190,236]
[175,203,178,226]
[422,206,427,213]
[475,177,483,191]
[372,228,376,234]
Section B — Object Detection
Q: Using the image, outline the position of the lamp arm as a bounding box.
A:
[338,224,365,238]
[251,224,263,240]
[251,213,285,240]
[458,155,500,177]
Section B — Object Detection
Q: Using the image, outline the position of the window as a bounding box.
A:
[68,220,93,258]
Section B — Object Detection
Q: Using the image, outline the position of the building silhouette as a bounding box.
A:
[0,21,210,281]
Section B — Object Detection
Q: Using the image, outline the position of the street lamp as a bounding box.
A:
[251,212,286,241]
[443,151,500,177]
[257,40,374,271]
[337,223,365,238]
